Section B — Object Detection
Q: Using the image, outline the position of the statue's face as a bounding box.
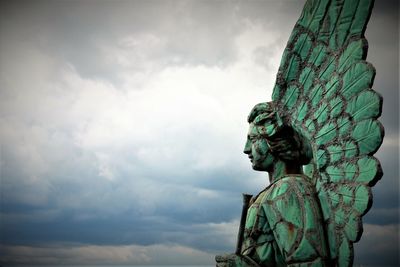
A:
[243,123,275,171]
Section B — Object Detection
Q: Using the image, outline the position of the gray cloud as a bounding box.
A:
[354,224,399,266]
[367,0,399,136]
[0,0,398,265]
[0,243,215,265]
[362,142,399,225]
[0,0,247,85]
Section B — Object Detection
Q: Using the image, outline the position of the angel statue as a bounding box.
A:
[215,0,384,266]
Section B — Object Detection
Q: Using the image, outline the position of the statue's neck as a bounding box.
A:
[268,160,302,183]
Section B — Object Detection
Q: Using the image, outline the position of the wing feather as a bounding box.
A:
[270,1,382,266]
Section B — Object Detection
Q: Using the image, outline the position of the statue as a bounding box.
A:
[215,0,384,266]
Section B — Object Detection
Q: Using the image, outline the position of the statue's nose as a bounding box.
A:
[243,139,251,154]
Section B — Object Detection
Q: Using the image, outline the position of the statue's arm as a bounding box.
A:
[215,253,261,267]
[215,190,277,267]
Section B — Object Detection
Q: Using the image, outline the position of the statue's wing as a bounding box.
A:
[271,0,383,266]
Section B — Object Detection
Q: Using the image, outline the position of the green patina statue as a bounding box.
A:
[216,0,384,266]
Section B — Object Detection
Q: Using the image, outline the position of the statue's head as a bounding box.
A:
[243,102,311,172]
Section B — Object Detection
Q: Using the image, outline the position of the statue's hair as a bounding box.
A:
[247,102,275,123]
[248,102,311,164]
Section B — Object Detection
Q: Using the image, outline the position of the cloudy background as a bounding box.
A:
[0,0,398,265]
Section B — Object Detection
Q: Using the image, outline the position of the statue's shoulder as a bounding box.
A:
[260,174,328,262]
[262,174,315,203]
[258,174,321,226]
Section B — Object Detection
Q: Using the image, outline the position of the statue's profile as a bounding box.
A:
[216,0,384,266]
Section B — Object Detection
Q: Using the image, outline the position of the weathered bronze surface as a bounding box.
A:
[216,0,383,266]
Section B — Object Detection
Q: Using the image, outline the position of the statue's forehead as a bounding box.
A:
[248,123,258,135]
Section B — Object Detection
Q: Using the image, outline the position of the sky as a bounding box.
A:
[0,0,398,265]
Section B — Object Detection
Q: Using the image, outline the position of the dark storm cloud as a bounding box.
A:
[0,167,245,245]
[362,144,399,225]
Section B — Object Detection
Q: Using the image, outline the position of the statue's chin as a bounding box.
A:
[252,163,265,172]
[252,161,273,172]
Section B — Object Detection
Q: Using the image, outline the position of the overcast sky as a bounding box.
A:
[0,0,398,265]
